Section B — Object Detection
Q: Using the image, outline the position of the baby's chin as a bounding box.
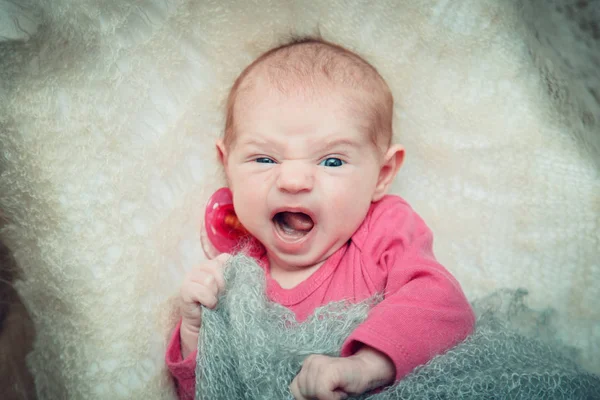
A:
[264,241,344,272]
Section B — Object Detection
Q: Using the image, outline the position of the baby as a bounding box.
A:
[166,37,475,400]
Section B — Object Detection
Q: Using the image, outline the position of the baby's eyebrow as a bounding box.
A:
[237,137,271,148]
[237,137,359,152]
[320,138,360,152]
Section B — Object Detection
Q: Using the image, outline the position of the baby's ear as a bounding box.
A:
[372,144,405,201]
[216,138,227,167]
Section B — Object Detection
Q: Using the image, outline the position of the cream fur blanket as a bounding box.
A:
[0,0,598,399]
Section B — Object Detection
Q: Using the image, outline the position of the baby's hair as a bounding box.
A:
[223,37,394,150]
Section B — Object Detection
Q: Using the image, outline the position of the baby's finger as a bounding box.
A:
[289,375,345,400]
[214,253,232,267]
[184,281,219,309]
[288,376,308,400]
[209,263,227,293]
[209,253,231,291]
[181,275,219,302]
[185,270,219,293]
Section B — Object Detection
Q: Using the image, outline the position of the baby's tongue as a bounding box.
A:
[280,212,314,232]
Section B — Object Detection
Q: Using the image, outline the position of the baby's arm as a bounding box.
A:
[341,198,475,382]
[165,254,230,400]
[340,265,475,381]
[291,198,474,399]
[165,321,198,400]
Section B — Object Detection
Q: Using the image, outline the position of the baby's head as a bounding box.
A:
[222,37,394,152]
[216,38,404,271]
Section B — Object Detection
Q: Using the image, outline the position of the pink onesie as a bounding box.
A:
[165,195,475,400]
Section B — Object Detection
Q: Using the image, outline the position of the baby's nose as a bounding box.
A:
[276,161,314,193]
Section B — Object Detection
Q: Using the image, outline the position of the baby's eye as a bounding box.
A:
[255,157,275,164]
[319,158,345,167]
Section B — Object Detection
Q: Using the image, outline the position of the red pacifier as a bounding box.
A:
[201,187,253,259]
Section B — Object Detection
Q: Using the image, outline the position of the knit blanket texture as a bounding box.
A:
[196,254,600,400]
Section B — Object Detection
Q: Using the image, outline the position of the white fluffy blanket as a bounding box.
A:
[0,0,598,398]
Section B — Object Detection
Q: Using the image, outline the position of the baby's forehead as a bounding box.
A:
[225,40,394,150]
[238,41,388,99]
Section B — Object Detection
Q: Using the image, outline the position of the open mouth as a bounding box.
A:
[272,211,314,240]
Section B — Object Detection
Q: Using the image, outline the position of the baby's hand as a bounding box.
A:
[179,253,230,358]
[289,348,395,400]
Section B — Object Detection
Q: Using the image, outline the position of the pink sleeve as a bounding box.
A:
[340,197,476,381]
[165,320,197,400]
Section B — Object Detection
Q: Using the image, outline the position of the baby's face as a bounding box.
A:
[220,82,386,272]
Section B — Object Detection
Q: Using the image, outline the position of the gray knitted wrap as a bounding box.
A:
[195,254,600,399]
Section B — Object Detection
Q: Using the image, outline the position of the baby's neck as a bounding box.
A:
[268,259,325,290]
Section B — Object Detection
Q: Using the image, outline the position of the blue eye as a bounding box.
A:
[255,157,275,164]
[319,158,345,167]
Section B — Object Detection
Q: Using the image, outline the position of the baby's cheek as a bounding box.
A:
[332,184,372,220]
[232,191,263,231]
[329,196,357,222]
